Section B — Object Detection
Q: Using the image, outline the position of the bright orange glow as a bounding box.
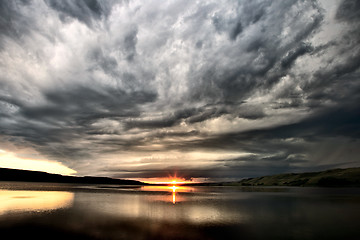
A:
[170,185,178,192]
[139,177,193,185]
[171,185,178,204]
[142,185,194,192]
[141,185,195,204]
[172,190,176,204]
[0,190,74,214]
[0,149,76,175]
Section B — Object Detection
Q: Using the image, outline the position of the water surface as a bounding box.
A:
[0,182,359,240]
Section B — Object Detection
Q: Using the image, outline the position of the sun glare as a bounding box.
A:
[140,177,192,185]
[141,185,194,204]
[170,185,178,192]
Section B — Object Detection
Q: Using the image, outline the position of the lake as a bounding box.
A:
[0,182,359,240]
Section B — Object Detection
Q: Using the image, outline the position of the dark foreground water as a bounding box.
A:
[0,182,359,240]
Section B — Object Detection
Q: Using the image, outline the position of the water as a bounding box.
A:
[0,182,359,240]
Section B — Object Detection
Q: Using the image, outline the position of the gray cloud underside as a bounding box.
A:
[0,0,359,180]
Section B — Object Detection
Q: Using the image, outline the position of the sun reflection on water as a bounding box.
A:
[171,185,178,204]
[141,185,194,204]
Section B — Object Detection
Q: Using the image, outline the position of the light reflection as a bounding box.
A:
[140,177,192,185]
[141,185,194,193]
[73,186,248,224]
[0,190,74,214]
[171,185,178,204]
[141,185,194,204]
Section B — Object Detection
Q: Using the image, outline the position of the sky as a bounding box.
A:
[0,0,359,182]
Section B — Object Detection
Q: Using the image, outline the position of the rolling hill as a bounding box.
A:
[234,167,360,187]
[0,167,145,185]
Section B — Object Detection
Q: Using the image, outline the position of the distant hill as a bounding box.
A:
[2,167,359,187]
[233,167,360,187]
[184,167,360,187]
[0,168,146,185]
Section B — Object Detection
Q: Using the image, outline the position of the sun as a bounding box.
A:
[167,178,189,185]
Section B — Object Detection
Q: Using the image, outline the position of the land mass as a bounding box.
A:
[0,168,146,185]
[188,167,360,187]
[1,167,360,187]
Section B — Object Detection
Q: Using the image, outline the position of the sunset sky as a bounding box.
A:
[0,0,359,182]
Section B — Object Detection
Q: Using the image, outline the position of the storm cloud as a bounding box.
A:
[0,0,359,181]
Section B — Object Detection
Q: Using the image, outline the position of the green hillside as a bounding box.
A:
[234,167,360,187]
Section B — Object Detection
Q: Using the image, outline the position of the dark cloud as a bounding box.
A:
[106,162,307,180]
[124,108,197,129]
[118,104,359,179]
[336,0,360,22]
[229,20,242,40]
[87,47,118,75]
[123,27,138,62]
[125,106,231,129]
[45,0,115,27]
[178,103,360,152]
[187,1,324,106]
[0,0,359,180]
[0,85,157,160]
[22,86,156,122]
[0,0,34,48]
[187,106,229,123]
[281,42,314,69]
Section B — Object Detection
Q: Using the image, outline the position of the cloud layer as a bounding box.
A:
[0,0,359,181]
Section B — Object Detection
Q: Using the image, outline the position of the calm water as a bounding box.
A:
[0,182,359,240]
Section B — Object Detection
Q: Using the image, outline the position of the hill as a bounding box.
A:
[0,168,145,185]
[233,167,360,187]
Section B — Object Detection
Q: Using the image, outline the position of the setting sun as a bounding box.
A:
[138,177,192,185]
